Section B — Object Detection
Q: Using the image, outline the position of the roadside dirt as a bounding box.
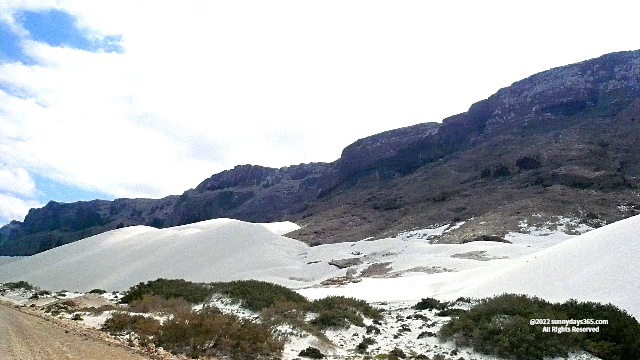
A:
[0,302,153,360]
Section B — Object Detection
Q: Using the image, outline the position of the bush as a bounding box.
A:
[128,294,191,315]
[414,298,449,311]
[366,325,381,334]
[88,288,107,294]
[309,296,383,329]
[102,312,161,336]
[299,346,324,358]
[389,348,406,359]
[156,307,282,359]
[120,278,213,304]
[310,296,382,320]
[211,280,308,311]
[436,308,467,317]
[2,281,34,290]
[439,294,640,360]
[29,289,51,300]
[44,299,78,316]
[310,309,355,329]
[103,307,283,359]
[356,337,376,353]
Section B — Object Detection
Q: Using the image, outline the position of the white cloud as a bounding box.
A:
[0,0,638,221]
[0,167,35,197]
[0,193,41,222]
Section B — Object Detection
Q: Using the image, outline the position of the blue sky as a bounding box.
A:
[0,1,639,226]
[1,8,123,63]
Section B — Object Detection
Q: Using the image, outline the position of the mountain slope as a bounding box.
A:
[1,50,638,255]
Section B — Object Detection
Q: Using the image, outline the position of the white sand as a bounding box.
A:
[298,215,640,320]
[1,215,637,320]
[0,219,335,291]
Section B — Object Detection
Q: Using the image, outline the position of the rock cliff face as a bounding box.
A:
[1,50,638,255]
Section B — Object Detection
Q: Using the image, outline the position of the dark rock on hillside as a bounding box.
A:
[338,122,441,181]
[287,50,639,244]
[1,50,638,255]
[0,163,331,255]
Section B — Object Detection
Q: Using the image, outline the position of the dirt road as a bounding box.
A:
[0,302,148,360]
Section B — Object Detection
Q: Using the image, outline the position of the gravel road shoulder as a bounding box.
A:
[0,301,161,360]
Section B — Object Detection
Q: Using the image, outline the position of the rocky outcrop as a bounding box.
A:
[1,50,638,255]
[338,123,441,181]
[485,50,639,134]
[0,163,333,255]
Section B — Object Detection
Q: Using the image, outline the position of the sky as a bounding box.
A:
[0,1,638,226]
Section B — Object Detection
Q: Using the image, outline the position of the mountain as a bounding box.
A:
[1,49,638,256]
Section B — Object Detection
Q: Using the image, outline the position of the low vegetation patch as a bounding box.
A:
[119,278,213,304]
[77,304,120,315]
[105,279,385,359]
[439,294,640,360]
[127,294,191,315]
[44,299,78,316]
[103,312,161,336]
[299,346,324,358]
[413,297,449,311]
[104,307,281,359]
[211,280,308,311]
[309,296,383,329]
[29,289,51,300]
[2,281,35,291]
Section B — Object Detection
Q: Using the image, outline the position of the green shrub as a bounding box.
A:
[366,325,381,334]
[28,289,51,300]
[356,337,377,353]
[260,301,329,343]
[156,307,282,359]
[389,347,406,359]
[103,307,282,359]
[436,308,467,317]
[3,281,34,290]
[439,294,640,360]
[299,346,324,358]
[120,278,213,304]
[88,288,107,294]
[102,312,161,335]
[308,296,383,329]
[128,294,191,315]
[321,296,382,321]
[71,313,83,321]
[43,299,77,316]
[310,309,355,329]
[211,280,308,311]
[413,298,449,311]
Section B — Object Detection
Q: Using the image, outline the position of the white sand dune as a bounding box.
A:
[0,219,337,292]
[1,215,637,320]
[299,215,640,320]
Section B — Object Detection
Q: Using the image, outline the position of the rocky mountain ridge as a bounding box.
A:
[1,49,638,255]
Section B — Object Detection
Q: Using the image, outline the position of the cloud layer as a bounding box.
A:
[1,1,638,224]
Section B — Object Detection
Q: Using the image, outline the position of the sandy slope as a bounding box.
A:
[299,215,640,320]
[0,219,330,291]
[1,216,637,320]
